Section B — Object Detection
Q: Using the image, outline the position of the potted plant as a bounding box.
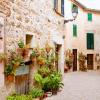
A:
[78,52,87,71]
[45,43,52,53]
[29,88,44,100]
[38,66,50,77]
[30,50,37,62]
[65,50,73,71]
[37,56,46,66]
[48,71,63,95]
[11,55,24,69]
[4,64,14,82]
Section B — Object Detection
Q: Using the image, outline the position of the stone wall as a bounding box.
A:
[0,0,64,99]
[5,0,64,53]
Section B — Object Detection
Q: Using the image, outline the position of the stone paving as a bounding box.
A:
[46,71,100,100]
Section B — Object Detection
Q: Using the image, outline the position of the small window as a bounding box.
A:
[73,24,77,37]
[87,33,94,49]
[88,13,92,21]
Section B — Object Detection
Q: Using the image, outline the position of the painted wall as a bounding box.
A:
[64,0,100,70]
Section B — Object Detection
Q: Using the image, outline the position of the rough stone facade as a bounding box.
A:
[0,0,64,99]
[5,0,64,52]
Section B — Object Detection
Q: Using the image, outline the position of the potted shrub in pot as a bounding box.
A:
[4,64,14,82]
[11,55,24,69]
[29,88,44,100]
[45,43,52,53]
[30,50,37,62]
[37,56,46,66]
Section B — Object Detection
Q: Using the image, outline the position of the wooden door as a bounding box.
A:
[73,49,77,71]
[87,54,93,70]
[15,74,29,94]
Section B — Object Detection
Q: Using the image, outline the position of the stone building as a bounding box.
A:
[0,0,64,99]
[64,0,100,71]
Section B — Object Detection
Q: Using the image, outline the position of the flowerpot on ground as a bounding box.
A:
[52,89,58,95]
[0,59,3,63]
[64,67,68,73]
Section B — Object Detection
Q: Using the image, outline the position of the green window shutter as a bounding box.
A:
[88,13,92,21]
[73,25,77,37]
[87,33,94,49]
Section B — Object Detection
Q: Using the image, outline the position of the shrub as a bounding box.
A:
[7,95,32,100]
[29,88,44,98]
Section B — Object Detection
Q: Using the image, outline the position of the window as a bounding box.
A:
[73,24,77,37]
[61,0,64,16]
[88,13,92,21]
[54,0,64,16]
[87,33,94,49]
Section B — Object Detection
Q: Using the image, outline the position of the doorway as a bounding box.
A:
[87,54,94,70]
[55,44,62,71]
[73,49,77,71]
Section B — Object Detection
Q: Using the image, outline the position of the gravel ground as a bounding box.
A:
[45,71,100,100]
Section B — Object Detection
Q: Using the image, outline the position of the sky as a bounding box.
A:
[77,0,100,10]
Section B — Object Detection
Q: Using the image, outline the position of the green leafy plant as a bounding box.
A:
[37,56,46,65]
[4,64,14,75]
[29,88,44,98]
[78,52,87,71]
[18,40,24,48]
[7,95,32,100]
[11,54,25,69]
[65,50,73,69]
[38,67,50,77]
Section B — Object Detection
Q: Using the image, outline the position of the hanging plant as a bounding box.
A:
[37,56,46,66]
[30,50,37,62]
[4,64,14,82]
[45,43,52,53]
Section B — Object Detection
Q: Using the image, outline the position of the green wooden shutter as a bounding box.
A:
[73,25,77,37]
[88,13,92,21]
[87,33,94,49]
[91,34,94,49]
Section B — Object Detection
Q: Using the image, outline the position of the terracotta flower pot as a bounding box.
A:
[22,48,29,58]
[7,74,14,82]
[37,61,45,65]
[31,57,36,62]
[46,47,51,53]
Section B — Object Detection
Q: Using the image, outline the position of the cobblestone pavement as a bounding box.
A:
[46,71,100,100]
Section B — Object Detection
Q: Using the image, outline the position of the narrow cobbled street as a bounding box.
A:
[46,71,100,100]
